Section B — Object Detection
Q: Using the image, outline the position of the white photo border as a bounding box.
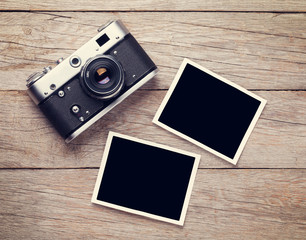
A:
[153,58,267,165]
[91,131,201,226]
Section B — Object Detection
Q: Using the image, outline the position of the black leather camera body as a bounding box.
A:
[26,20,158,142]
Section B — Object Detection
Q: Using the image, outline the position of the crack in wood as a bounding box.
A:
[261,117,306,126]
[172,20,306,40]
[0,40,75,51]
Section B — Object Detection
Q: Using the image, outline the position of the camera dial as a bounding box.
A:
[26,66,52,87]
[80,55,124,100]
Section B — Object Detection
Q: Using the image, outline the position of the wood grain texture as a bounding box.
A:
[1,2,306,239]
[0,90,305,169]
[0,169,305,240]
[1,0,306,11]
[0,12,305,90]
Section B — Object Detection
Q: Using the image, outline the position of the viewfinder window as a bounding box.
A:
[96,34,110,47]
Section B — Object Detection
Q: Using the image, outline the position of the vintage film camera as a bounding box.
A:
[26,20,158,143]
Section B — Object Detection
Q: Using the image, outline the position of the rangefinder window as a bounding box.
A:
[96,34,110,47]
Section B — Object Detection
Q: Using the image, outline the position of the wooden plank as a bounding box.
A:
[0,12,305,90]
[0,90,305,169]
[0,169,305,239]
[1,0,306,12]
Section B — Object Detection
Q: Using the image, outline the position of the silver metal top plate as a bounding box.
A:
[27,20,129,105]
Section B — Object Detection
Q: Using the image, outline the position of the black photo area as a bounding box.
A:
[97,136,195,221]
[158,64,261,159]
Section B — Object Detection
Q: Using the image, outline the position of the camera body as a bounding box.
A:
[26,20,158,142]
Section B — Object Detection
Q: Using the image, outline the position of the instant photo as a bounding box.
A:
[92,132,200,225]
[153,59,267,165]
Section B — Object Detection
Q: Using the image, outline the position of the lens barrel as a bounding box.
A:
[81,55,124,99]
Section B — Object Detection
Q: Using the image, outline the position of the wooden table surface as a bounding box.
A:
[0,1,305,239]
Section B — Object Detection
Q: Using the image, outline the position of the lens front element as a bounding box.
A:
[81,55,124,99]
[95,68,110,85]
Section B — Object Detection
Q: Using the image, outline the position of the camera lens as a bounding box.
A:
[81,55,124,99]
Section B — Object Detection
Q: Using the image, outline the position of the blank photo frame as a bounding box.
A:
[153,59,267,165]
[92,132,200,225]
